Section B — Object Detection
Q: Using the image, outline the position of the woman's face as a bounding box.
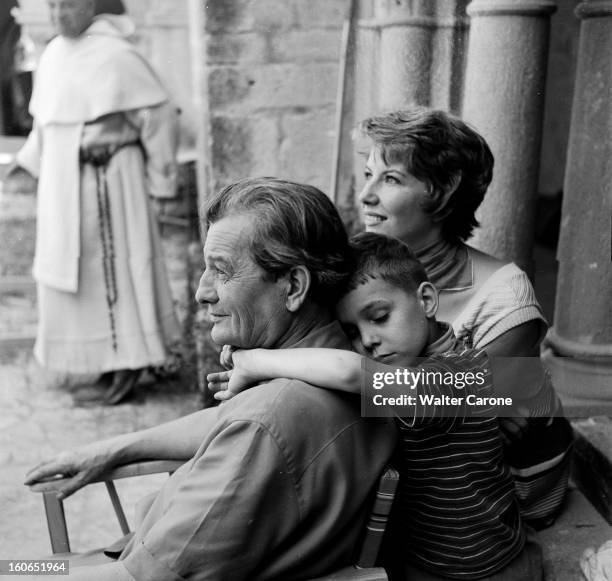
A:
[358,147,441,248]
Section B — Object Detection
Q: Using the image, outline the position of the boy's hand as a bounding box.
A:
[220,344,237,370]
[209,348,266,401]
[207,367,255,402]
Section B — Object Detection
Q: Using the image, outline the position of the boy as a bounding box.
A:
[208,233,541,580]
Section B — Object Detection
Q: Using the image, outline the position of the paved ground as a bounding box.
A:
[541,487,611,580]
[0,351,200,558]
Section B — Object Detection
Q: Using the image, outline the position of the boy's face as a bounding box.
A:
[336,278,437,366]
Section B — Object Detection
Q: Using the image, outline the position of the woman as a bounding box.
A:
[357,108,573,529]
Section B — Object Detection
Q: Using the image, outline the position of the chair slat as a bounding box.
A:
[355,466,399,568]
[42,492,70,554]
[105,481,130,535]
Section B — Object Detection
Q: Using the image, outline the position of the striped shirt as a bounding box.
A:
[368,324,524,579]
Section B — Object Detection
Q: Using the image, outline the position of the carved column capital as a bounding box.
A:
[467,0,557,17]
[575,0,612,19]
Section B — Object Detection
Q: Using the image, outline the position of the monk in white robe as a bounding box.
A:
[6,0,180,403]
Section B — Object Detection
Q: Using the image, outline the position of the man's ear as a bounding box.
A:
[285,265,311,312]
[417,282,438,319]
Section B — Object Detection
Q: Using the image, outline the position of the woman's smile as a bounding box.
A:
[358,147,441,247]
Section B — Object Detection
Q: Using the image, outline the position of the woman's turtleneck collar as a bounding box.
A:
[413,238,473,291]
[423,322,457,356]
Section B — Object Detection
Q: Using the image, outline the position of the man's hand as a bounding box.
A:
[24,442,118,499]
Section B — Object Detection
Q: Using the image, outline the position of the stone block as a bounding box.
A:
[270,29,342,63]
[206,0,295,33]
[539,488,611,581]
[210,115,280,184]
[205,0,252,33]
[250,0,297,31]
[209,63,338,113]
[249,116,282,177]
[207,32,269,65]
[279,109,335,192]
[293,0,346,28]
[139,1,189,25]
[210,115,253,181]
[208,67,254,109]
[572,417,612,524]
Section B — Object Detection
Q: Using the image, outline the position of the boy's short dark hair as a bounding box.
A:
[359,107,494,243]
[342,232,429,296]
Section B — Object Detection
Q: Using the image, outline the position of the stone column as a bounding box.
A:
[353,0,469,205]
[355,0,468,117]
[375,0,436,110]
[542,0,612,415]
[462,0,556,272]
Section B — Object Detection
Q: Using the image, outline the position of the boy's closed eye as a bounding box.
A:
[369,312,389,324]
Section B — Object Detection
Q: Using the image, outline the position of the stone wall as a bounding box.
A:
[202,0,346,195]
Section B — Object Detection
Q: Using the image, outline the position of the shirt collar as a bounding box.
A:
[279,320,352,351]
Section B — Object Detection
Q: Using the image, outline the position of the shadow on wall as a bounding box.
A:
[535,191,563,250]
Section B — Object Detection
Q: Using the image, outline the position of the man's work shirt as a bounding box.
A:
[119,321,396,581]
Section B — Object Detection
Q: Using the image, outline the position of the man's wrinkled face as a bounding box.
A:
[47,0,95,38]
[195,214,293,349]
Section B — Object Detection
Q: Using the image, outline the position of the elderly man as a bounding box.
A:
[4,0,179,404]
[25,178,397,581]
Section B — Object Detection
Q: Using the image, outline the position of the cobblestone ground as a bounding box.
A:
[0,351,200,559]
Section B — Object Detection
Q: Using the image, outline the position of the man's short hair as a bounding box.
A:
[343,232,429,296]
[359,107,494,243]
[205,177,351,306]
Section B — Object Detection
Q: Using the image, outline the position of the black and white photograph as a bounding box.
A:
[0,1,610,579]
